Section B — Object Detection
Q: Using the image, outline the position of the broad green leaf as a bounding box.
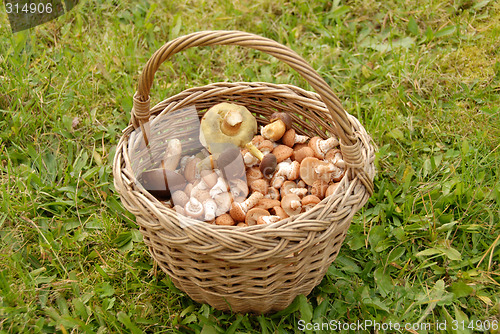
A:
[435,25,456,38]
[408,17,419,35]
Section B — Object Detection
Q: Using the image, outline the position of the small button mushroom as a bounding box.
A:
[242,150,259,167]
[296,179,306,188]
[309,136,340,159]
[259,153,278,179]
[280,180,298,198]
[289,187,308,198]
[331,165,346,182]
[274,160,300,181]
[245,208,270,226]
[257,215,281,225]
[292,146,315,163]
[272,145,294,163]
[215,213,235,226]
[210,176,229,198]
[203,198,217,221]
[173,204,186,216]
[281,193,302,216]
[237,222,248,227]
[324,148,346,169]
[184,183,194,197]
[171,190,189,207]
[200,170,218,189]
[184,197,204,220]
[325,182,340,197]
[310,180,329,199]
[302,195,321,212]
[229,192,264,221]
[270,206,289,220]
[270,174,285,189]
[229,178,249,199]
[299,157,336,186]
[139,168,187,200]
[214,192,232,216]
[250,178,269,195]
[257,140,274,155]
[183,157,201,183]
[251,135,265,146]
[266,187,280,200]
[162,139,183,171]
[261,112,292,141]
[254,198,280,210]
[246,167,264,184]
[281,129,309,147]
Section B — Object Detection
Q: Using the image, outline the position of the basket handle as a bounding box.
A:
[132,30,373,193]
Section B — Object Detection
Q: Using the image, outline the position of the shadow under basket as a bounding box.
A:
[112,30,376,314]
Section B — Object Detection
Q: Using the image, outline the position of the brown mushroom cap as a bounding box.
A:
[139,168,187,200]
[217,146,246,181]
[183,157,201,183]
[302,195,321,211]
[260,153,277,178]
[281,193,302,216]
[310,180,329,199]
[325,182,340,197]
[272,145,294,163]
[250,179,269,195]
[270,206,289,219]
[270,112,292,131]
[200,170,218,188]
[215,213,235,226]
[280,180,297,198]
[292,146,315,163]
[281,129,297,147]
[171,190,189,207]
[299,157,333,186]
[254,198,281,210]
[229,202,246,222]
[246,167,264,183]
[245,208,270,226]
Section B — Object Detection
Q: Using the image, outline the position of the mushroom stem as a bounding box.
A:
[245,142,264,161]
[221,110,243,136]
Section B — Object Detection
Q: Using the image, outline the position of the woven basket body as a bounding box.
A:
[113,31,375,314]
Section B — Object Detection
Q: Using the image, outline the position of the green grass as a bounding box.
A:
[1,0,499,332]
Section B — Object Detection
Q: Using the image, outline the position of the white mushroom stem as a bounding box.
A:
[229,179,249,198]
[203,199,217,221]
[259,215,281,224]
[274,161,300,180]
[184,198,204,218]
[316,137,339,156]
[289,198,302,211]
[271,175,285,189]
[293,134,309,144]
[289,187,308,198]
[240,192,264,212]
[162,139,182,170]
[314,162,335,175]
[243,151,259,167]
[210,177,229,197]
[179,155,193,170]
[214,192,232,216]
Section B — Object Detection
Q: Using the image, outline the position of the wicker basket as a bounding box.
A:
[113,30,375,314]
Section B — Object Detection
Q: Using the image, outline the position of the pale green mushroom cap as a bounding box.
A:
[199,102,258,154]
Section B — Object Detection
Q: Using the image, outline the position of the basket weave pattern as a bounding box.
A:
[113,31,375,313]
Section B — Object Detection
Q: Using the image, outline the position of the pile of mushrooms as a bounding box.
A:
[138,102,346,227]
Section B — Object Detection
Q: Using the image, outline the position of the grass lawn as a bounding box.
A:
[1,0,499,332]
